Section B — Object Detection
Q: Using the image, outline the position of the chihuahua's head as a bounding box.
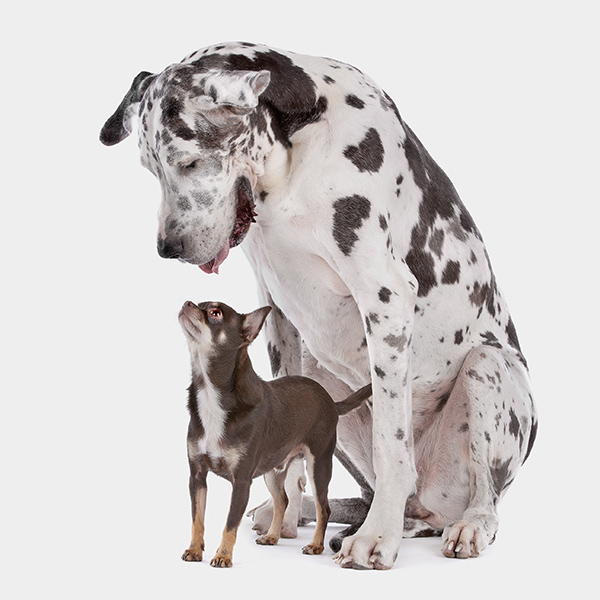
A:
[179,300,271,379]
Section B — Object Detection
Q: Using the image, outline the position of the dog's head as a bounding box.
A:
[100,63,270,273]
[179,300,271,372]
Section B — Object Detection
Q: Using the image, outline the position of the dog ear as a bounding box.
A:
[194,70,271,116]
[241,306,272,344]
[100,71,156,146]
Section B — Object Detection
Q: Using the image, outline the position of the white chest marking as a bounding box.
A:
[195,379,227,458]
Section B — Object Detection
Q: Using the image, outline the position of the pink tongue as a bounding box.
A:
[198,243,230,275]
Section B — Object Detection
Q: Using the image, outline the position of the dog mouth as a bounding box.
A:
[179,302,203,336]
[199,177,256,275]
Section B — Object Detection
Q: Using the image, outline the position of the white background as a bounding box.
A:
[2,1,597,597]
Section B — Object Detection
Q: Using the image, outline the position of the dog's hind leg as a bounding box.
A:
[247,456,306,537]
[412,346,537,559]
[256,469,289,546]
[302,445,334,555]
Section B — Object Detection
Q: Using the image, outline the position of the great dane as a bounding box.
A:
[100,42,537,569]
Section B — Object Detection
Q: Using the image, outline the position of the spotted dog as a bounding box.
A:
[100,42,537,569]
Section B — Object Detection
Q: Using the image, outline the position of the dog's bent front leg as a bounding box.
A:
[335,258,419,570]
[211,477,252,568]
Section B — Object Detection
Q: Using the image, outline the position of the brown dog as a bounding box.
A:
[178,300,372,567]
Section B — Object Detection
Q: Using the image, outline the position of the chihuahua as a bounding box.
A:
[178,300,371,567]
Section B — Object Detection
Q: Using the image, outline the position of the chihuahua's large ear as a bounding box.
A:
[241,306,272,344]
[100,71,156,146]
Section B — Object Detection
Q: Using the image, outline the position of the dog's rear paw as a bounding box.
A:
[302,543,324,555]
[181,546,204,562]
[248,500,272,536]
[441,520,488,558]
[256,533,279,546]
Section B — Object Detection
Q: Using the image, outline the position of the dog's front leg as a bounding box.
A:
[211,477,253,568]
[334,257,419,570]
[259,289,302,378]
[182,459,208,562]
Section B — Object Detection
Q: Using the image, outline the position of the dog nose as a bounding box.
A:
[157,237,183,259]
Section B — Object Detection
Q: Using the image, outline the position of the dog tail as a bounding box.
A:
[335,383,372,416]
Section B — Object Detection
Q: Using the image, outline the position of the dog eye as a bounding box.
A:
[208,308,222,322]
[181,159,201,172]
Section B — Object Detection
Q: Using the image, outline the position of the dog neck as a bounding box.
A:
[187,346,264,430]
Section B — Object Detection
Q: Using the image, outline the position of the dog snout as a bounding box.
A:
[179,300,198,318]
[157,236,183,259]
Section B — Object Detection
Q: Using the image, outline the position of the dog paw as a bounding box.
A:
[181,546,203,562]
[302,543,324,555]
[333,530,399,570]
[248,500,272,536]
[255,534,279,546]
[210,553,233,568]
[441,520,487,558]
[280,522,298,539]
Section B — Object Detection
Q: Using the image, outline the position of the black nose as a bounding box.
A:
[157,237,183,259]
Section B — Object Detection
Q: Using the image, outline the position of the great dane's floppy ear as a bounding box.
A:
[100,71,156,146]
[195,70,271,115]
[241,306,272,344]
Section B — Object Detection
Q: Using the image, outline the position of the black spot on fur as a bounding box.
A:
[466,369,485,383]
[441,260,461,284]
[459,422,469,433]
[267,342,282,377]
[332,195,371,256]
[161,96,195,141]
[384,333,408,353]
[374,366,386,379]
[379,215,388,231]
[405,247,436,297]
[522,417,537,464]
[508,408,520,439]
[343,128,384,173]
[490,458,513,497]
[395,428,405,441]
[505,317,527,368]
[368,312,380,325]
[454,330,463,345]
[346,94,365,109]
[379,287,392,303]
[428,228,445,259]
[469,282,497,318]
[480,331,503,349]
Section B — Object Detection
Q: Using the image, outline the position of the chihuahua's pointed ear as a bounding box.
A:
[241,306,272,344]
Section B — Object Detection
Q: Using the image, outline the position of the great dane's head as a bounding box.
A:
[100,63,271,273]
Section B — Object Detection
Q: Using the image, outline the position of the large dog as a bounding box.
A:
[100,42,537,569]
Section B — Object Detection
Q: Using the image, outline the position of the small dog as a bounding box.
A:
[178,300,372,567]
